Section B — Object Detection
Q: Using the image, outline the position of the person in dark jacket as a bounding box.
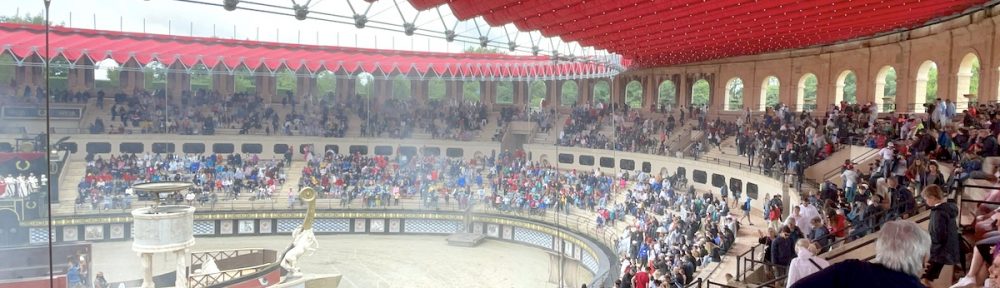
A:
[771,226,796,269]
[920,185,960,286]
[791,220,930,288]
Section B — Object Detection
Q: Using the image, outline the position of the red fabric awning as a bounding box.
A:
[0,23,613,78]
[410,0,988,67]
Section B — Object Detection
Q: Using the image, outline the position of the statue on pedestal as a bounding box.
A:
[281,187,318,279]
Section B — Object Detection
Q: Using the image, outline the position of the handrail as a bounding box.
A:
[819,145,880,181]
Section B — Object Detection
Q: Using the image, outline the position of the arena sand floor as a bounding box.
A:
[90,234,573,288]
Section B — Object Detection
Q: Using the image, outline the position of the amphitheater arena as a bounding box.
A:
[0,1,999,288]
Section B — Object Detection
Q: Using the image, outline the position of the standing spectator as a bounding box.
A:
[65,257,84,288]
[771,226,796,273]
[740,196,753,225]
[791,220,930,288]
[921,185,960,287]
[93,272,109,288]
[632,265,651,288]
[785,239,829,288]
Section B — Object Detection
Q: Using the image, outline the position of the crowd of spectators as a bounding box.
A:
[356,97,489,141]
[75,152,287,211]
[557,103,691,155]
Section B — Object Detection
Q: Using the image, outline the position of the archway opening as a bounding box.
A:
[94,58,121,92]
[593,80,610,104]
[914,60,939,111]
[561,81,579,106]
[233,65,256,94]
[835,70,857,104]
[391,75,411,100]
[190,63,212,92]
[691,79,710,107]
[494,81,513,104]
[760,76,779,111]
[355,72,374,98]
[0,53,14,91]
[315,70,337,101]
[796,74,818,111]
[48,55,71,94]
[428,78,446,101]
[874,66,897,113]
[625,80,643,108]
[658,80,677,109]
[957,53,981,111]
[276,67,297,100]
[462,81,481,103]
[724,78,743,111]
[144,61,167,92]
[529,80,547,108]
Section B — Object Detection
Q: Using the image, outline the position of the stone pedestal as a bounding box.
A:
[131,205,196,288]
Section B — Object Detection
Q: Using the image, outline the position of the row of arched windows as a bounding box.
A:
[5,52,984,112]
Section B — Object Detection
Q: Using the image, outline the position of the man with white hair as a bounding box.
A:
[790,220,930,288]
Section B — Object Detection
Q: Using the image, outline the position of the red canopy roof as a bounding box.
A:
[0,23,615,79]
[410,0,988,67]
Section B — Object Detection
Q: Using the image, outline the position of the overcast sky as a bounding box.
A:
[1,0,600,57]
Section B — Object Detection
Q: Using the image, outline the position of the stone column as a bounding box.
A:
[140,252,153,288]
[411,79,428,105]
[175,249,188,288]
[546,80,560,108]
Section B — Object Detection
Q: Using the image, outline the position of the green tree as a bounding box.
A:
[529,80,547,108]
[495,81,514,104]
[276,69,297,98]
[561,81,578,106]
[843,72,857,104]
[971,61,980,95]
[764,77,779,108]
[0,54,15,88]
[234,67,256,94]
[355,73,374,98]
[462,81,481,102]
[692,79,710,106]
[593,81,610,104]
[391,75,411,99]
[464,46,505,54]
[0,12,61,26]
[803,75,818,110]
[625,81,643,108]
[883,69,897,112]
[190,64,213,92]
[316,71,337,99]
[926,66,938,102]
[144,62,168,91]
[727,79,743,110]
[429,78,446,101]
[658,81,676,106]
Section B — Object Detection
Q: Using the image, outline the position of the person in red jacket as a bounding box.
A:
[632,265,651,288]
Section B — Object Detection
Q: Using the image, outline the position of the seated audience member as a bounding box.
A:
[790,220,930,288]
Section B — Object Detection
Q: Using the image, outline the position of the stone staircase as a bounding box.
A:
[52,158,88,215]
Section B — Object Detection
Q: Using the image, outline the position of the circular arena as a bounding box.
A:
[0,1,999,288]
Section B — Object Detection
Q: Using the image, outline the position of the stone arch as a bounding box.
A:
[561,80,579,106]
[275,66,297,99]
[724,77,744,111]
[625,80,643,108]
[914,60,939,110]
[190,63,212,92]
[874,66,897,112]
[835,70,858,104]
[796,73,818,111]
[759,76,780,111]
[956,52,980,109]
[355,72,375,98]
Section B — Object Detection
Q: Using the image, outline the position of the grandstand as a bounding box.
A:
[1,0,1000,288]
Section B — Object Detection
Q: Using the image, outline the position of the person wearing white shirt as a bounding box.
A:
[841,167,859,203]
[797,203,820,237]
[786,239,830,288]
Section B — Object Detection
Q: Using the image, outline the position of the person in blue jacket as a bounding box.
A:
[790,220,930,288]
